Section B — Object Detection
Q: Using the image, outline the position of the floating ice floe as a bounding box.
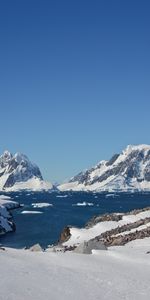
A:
[105,194,115,198]
[72,202,94,207]
[21,210,43,214]
[56,195,68,198]
[0,195,12,200]
[31,203,53,208]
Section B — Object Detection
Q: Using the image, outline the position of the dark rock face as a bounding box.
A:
[106,154,120,166]
[69,170,94,185]
[0,151,43,189]
[103,227,150,246]
[59,226,71,243]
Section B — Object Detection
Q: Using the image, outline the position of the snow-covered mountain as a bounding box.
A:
[0,151,53,191]
[59,145,150,192]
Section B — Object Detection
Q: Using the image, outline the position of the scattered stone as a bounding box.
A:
[0,247,5,251]
[64,245,76,252]
[74,240,107,254]
[29,243,43,252]
[102,227,150,247]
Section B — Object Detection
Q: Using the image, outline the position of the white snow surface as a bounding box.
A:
[0,238,150,300]
[6,177,53,192]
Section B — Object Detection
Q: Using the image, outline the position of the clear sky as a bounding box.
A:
[0,0,150,183]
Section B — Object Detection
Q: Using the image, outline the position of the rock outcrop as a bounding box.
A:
[0,196,20,236]
[74,240,107,254]
[59,226,71,243]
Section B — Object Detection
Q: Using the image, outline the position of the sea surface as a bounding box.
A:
[1,191,150,248]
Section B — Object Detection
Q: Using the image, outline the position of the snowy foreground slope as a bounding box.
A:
[59,144,150,192]
[0,150,53,191]
[1,206,150,299]
[0,239,150,300]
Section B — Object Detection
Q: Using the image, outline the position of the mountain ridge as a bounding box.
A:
[58,144,150,192]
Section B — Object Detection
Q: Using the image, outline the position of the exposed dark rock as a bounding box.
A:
[93,217,150,245]
[0,247,5,251]
[86,213,123,228]
[103,227,150,246]
[59,226,71,243]
[106,154,120,166]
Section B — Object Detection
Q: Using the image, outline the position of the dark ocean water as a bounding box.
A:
[1,191,150,248]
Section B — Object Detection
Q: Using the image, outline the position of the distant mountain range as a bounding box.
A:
[1,145,150,192]
[0,151,54,191]
[58,145,150,192]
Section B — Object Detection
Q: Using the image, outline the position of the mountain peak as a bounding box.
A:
[124,144,150,153]
[0,151,53,191]
[1,150,12,159]
[14,152,29,163]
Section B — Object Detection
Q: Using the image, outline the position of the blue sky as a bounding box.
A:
[0,0,150,183]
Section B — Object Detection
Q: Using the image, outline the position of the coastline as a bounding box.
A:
[0,193,150,299]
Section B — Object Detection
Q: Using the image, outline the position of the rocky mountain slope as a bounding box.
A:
[0,151,53,191]
[59,144,150,192]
